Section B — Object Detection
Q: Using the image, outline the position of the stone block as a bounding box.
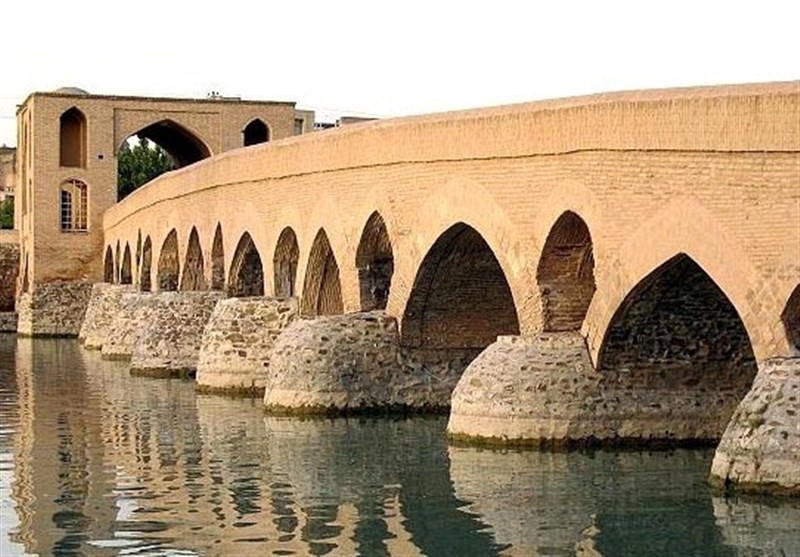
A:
[101,291,157,361]
[16,281,93,337]
[78,283,136,349]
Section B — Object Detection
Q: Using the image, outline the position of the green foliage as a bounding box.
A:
[0,198,13,229]
[117,138,175,200]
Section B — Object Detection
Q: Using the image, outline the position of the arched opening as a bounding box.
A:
[59,107,86,168]
[135,230,142,276]
[59,179,88,232]
[300,229,343,317]
[356,212,394,311]
[402,223,520,350]
[103,246,114,283]
[243,119,269,146]
[228,232,264,297]
[140,236,152,292]
[598,254,757,405]
[115,241,121,283]
[180,227,207,291]
[210,224,225,290]
[120,244,133,285]
[781,284,800,354]
[536,211,595,331]
[273,227,299,298]
[157,230,180,292]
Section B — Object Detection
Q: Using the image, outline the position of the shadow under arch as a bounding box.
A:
[356,211,394,312]
[157,230,180,291]
[300,229,343,317]
[120,244,133,285]
[180,227,207,291]
[228,232,264,297]
[273,227,299,298]
[119,119,211,168]
[782,284,800,355]
[243,118,270,146]
[140,236,153,291]
[103,246,114,283]
[210,224,225,290]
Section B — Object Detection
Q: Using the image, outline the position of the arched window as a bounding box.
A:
[60,179,88,231]
[60,107,87,168]
[243,119,269,146]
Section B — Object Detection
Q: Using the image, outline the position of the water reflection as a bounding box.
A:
[1,337,798,556]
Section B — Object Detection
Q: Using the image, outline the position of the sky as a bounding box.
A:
[1,0,798,147]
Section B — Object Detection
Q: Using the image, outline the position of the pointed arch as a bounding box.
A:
[243,118,270,146]
[114,241,121,283]
[180,227,207,291]
[356,211,394,311]
[301,229,343,317]
[536,211,595,331]
[210,224,225,290]
[59,107,86,168]
[140,236,153,292]
[103,246,114,283]
[120,244,133,285]
[119,119,211,168]
[135,230,142,273]
[228,232,264,297]
[782,284,800,354]
[157,229,180,291]
[273,227,299,298]
[402,223,519,349]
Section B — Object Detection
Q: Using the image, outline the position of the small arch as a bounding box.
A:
[103,246,114,283]
[536,211,595,331]
[157,230,180,291]
[120,244,133,285]
[782,284,800,354]
[273,227,299,298]
[135,230,142,271]
[59,179,88,232]
[243,119,270,146]
[115,241,121,283]
[140,236,153,292]
[402,223,519,349]
[180,227,207,291]
[300,229,343,317]
[59,107,86,168]
[210,224,225,290]
[356,212,394,311]
[228,232,264,297]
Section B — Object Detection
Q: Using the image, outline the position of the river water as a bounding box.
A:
[0,337,797,556]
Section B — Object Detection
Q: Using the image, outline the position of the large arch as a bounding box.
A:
[140,236,153,292]
[180,227,207,291]
[597,253,757,399]
[401,223,520,350]
[59,107,86,168]
[120,244,133,285]
[273,227,299,298]
[536,211,595,332]
[120,119,211,168]
[356,211,394,312]
[157,230,180,291]
[228,232,264,297]
[782,284,800,354]
[210,224,225,290]
[103,246,114,283]
[300,229,343,317]
[243,119,270,146]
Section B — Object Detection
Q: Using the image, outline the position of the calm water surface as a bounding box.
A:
[0,337,797,556]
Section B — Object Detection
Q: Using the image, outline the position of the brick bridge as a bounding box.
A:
[95,82,799,494]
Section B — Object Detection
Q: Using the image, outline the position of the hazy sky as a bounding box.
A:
[1,0,798,146]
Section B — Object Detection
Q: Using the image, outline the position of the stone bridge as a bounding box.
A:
[91,82,799,495]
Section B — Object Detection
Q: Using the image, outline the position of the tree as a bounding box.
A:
[0,198,13,229]
[117,138,175,200]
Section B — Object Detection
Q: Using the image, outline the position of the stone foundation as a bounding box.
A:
[448,333,749,446]
[196,297,298,395]
[0,243,19,311]
[709,358,800,496]
[129,291,224,378]
[78,283,136,349]
[101,292,157,361]
[0,312,17,332]
[16,281,93,337]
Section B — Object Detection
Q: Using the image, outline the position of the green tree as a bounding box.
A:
[117,138,175,200]
[0,198,13,229]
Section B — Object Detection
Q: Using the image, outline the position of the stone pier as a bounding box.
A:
[101,291,157,360]
[129,291,224,378]
[78,283,136,349]
[196,297,298,395]
[710,358,800,496]
[16,281,93,337]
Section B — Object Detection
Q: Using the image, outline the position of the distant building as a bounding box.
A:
[0,146,15,202]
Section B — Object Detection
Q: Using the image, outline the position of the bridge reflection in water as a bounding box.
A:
[2,337,798,556]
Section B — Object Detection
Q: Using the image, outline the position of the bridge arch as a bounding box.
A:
[120,244,133,285]
[273,227,299,298]
[117,119,211,169]
[140,236,153,291]
[356,211,394,311]
[135,230,142,279]
[210,224,225,290]
[114,241,121,283]
[243,118,270,146]
[782,284,800,355]
[180,227,206,291]
[401,222,520,350]
[228,231,264,297]
[157,229,180,291]
[301,229,343,317]
[103,246,114,283]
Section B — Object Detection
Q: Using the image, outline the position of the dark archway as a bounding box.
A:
[782,284,800,354]
[115,241,121,283]
[300,229,343,317]
[128,120,210,167]
[537,211,595,331]
[243,119,269,146]
[103,246,114,283]
[402,223,520,350]
[210,224,225,290]
[136,230,142,276]
[180,227,207,291]
[356,212,394,311]
[59,107,86,168]
[598,254,757,395]
[120,244,133,285]
[140,236,153,292]
[157,230,180,291]
[228,232,264,297]
[273,227,299,298]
